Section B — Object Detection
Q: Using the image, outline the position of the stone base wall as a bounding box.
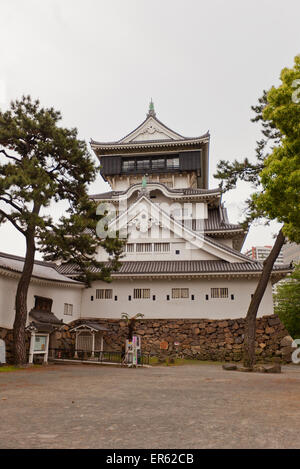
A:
[69,314,293,363]
[0,328,31,364]
[49,326,75,351]
[0,314,293,364]
[0,326,75,364]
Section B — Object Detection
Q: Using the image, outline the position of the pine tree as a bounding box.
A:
[0,96,124,364]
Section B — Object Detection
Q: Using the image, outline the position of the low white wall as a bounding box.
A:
[81,277,274,320]
[0,272,275,327]
[0,274,83,329]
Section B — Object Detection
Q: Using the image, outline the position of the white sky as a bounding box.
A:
[0,0,298,259]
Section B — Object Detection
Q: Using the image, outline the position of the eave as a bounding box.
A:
[91,136,210,156]
[110,271,290,281]
[0,267,84,288]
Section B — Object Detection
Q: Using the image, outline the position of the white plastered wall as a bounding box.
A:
[0,274,83,329]
[81,277,274,320]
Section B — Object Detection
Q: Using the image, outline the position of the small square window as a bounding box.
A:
[205,294,209,300]
[191,295,195,301]
[64,303,73,316]
[231,294,234,300]
[114,296,118,301]
[167,295,170,301]
[152,295,156,301]
[128,295,131,301]
[175,250,180,255]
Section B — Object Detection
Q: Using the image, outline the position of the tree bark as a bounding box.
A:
[128,319,135,341]
[243,229,285,368]
[13,232,36,365]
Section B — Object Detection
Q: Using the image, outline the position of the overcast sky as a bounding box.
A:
[0,0,299,259]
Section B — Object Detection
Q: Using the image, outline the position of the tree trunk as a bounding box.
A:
[128,319,135,341]
[13,233,36,365]
[243,229,285,368]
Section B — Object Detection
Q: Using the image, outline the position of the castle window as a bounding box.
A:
[96,289,113,299]
[136,243,152,253]
[134,288,150,299]
[152,158,165,170]
[34,296,52,312]
[122,159,135,171]
[64,303,73,316]
[137,159,150,170]
[166,157,179,169]
[172,288,189,299]
[211,288,228,299]
[154,243,170,252]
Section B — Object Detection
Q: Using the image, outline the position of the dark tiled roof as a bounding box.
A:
[186,207,242,232]
[202,235,250,260]
[91,136,209,147]
[0,251,83,284]
[56,260,291,277]
[69,321,110,332]
[28,309,64,333]
[29,309,63,325]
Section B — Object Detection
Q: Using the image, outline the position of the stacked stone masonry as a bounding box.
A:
[95,314,292,363]
[0,314,294,364]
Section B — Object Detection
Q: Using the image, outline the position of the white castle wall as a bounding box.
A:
[81,277,274,320]
[0,274,83,329]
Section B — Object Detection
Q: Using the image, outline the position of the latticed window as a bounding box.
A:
[172,288,189,299]
[211,288,228,298]
[96,289,113,299]
[166,157,179,169]
[64,303,73,316]
[154,243,170,252]
[122,160,135,171]
[126,243,134,252]
[136,159,150,170]
[152,158,165,169]
[136,243,152,252]
[181,288,189,298]
[134,288,151,299]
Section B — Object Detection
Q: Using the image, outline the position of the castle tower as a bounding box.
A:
[91,100,210,191]
[77,103,289,321]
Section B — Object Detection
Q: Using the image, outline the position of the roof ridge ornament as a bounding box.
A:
[147,98,156,118]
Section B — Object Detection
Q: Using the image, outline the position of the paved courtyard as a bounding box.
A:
[0,363,300,449]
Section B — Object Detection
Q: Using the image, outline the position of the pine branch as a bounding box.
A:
[0,209,25,235]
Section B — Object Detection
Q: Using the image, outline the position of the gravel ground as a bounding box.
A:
[0,363,300,449]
